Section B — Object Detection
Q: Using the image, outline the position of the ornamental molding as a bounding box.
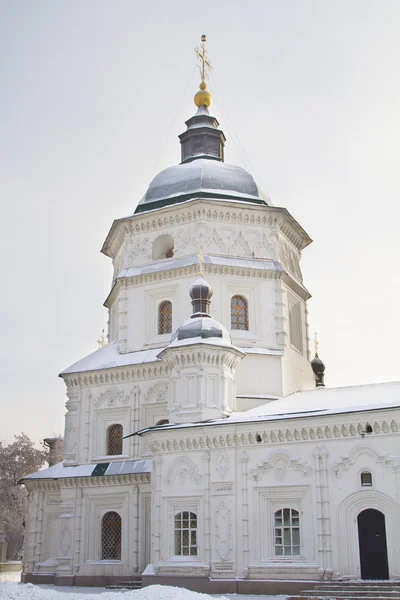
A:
[93,387,130,408]
[103,201,311,260]
[251,450,312,481]
[331,444,400,477]
[104,263,310,310]
[164,456,203,486]
[147,415,400,454]
[25,472,151,492]
[144,381,168,403]
[215,500,232,562]
[62,364,169,389]
[161,347,243,372]
[216,449,230,479]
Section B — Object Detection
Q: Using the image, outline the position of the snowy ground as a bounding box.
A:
[0,574,287,600]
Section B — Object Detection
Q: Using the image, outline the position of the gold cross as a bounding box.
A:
[97,328,107,348]
[314,332,319,356]
[195,34,212,82]
[198,246,205,277]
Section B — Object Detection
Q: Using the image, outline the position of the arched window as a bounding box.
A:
[152,234,174,260]
[158,300,172,335]
[361,471,372,486]
[107,424,123,456]
[101,511,121,560]
[274,508,300,556]
[156,419,169,426]
[231,295,248,330]
[174,511,197,556]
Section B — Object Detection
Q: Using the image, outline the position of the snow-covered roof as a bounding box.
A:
[130,381,400,436]
[21,459,152,481]
[60,339,282,376]
[116,253,285,281]
[59,342,162,376]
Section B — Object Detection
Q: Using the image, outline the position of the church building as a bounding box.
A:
[21,38,400,594]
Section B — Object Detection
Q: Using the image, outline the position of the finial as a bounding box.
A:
[198,246,205,277]
[194,35,213,107]
[314,331,319,357]
[97,328,107,348]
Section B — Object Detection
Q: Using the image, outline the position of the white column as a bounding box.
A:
[240,451,250,578]
[202,451,211,570]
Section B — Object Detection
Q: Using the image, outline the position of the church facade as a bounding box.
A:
[21,45,400,593]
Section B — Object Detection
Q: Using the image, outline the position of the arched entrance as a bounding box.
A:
[357,508,389,580]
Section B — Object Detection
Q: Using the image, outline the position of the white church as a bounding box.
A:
[21,39,400,594]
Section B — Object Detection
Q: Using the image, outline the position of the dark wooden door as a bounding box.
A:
[358,508,389,580]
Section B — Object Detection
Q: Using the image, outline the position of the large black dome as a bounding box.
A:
[135,159,268,213]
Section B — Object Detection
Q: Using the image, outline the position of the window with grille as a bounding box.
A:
[288,296,303,353]
[361,471,372,486]
[174,511,197,556]
[101,511,122,560]
[274,508,300,556]
[156,419,169,426]
[231,295,249,330]
[107,424,123,456]
[158,300,172,335]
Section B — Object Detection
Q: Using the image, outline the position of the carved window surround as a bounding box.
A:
[145,284,179,346]
[255,485,313,563]
[162,496,203,564]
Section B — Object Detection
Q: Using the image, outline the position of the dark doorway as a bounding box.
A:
[357,508,389,580]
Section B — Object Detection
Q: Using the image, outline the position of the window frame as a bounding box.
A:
[158,300,173,335]
[174,511,198,557]
[361,471,373,487]
[273,507,301,557]
[106,423,123,456]
[101,511,122,560]
[230,294,249,331]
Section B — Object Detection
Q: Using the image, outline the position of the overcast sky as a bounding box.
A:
[1,0,399,445]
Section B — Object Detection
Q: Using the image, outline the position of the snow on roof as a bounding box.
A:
[0,583,229,600]
[60,342,162,376]
[130,381,400,436]
[60,338,282,376]
[21,459,152,481]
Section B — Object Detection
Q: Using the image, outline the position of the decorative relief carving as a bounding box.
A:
[215,501,232,562]
[331,445,400,477]
[251,450,312,481]
[216,449,230,479]
[276,237,302,281]
[94,388,129,408]
[60,520,72,556]
[165,456,203,486]
[127,238,151,264]
[144,381,168,403]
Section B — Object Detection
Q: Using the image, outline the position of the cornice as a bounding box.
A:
[24,472,150,491]
[101,199,312,260]
[104,262,310,308]
[62,362,170,389]
[146,414,400,454]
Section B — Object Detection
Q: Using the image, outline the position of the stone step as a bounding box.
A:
[300,591,400,598]
[315,588,400,593]
[319,584,400,589]
[106,581,142,590]
[289,596,400,600]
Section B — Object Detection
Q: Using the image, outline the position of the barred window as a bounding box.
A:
[231,295,248,330]
[156,419,169,426]
[102,511,121,560]
[274,508,300,556]
[288,296,303,353]
[174,511,197,556]
[107,424,123,456]
[158,300,172,335]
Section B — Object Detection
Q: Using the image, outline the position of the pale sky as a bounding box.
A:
[1,0,399,445]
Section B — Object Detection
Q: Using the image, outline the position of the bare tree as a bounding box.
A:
[0,434,47,559]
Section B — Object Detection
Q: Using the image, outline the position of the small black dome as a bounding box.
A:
[311,354,326,388]
[171,317,231,346]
